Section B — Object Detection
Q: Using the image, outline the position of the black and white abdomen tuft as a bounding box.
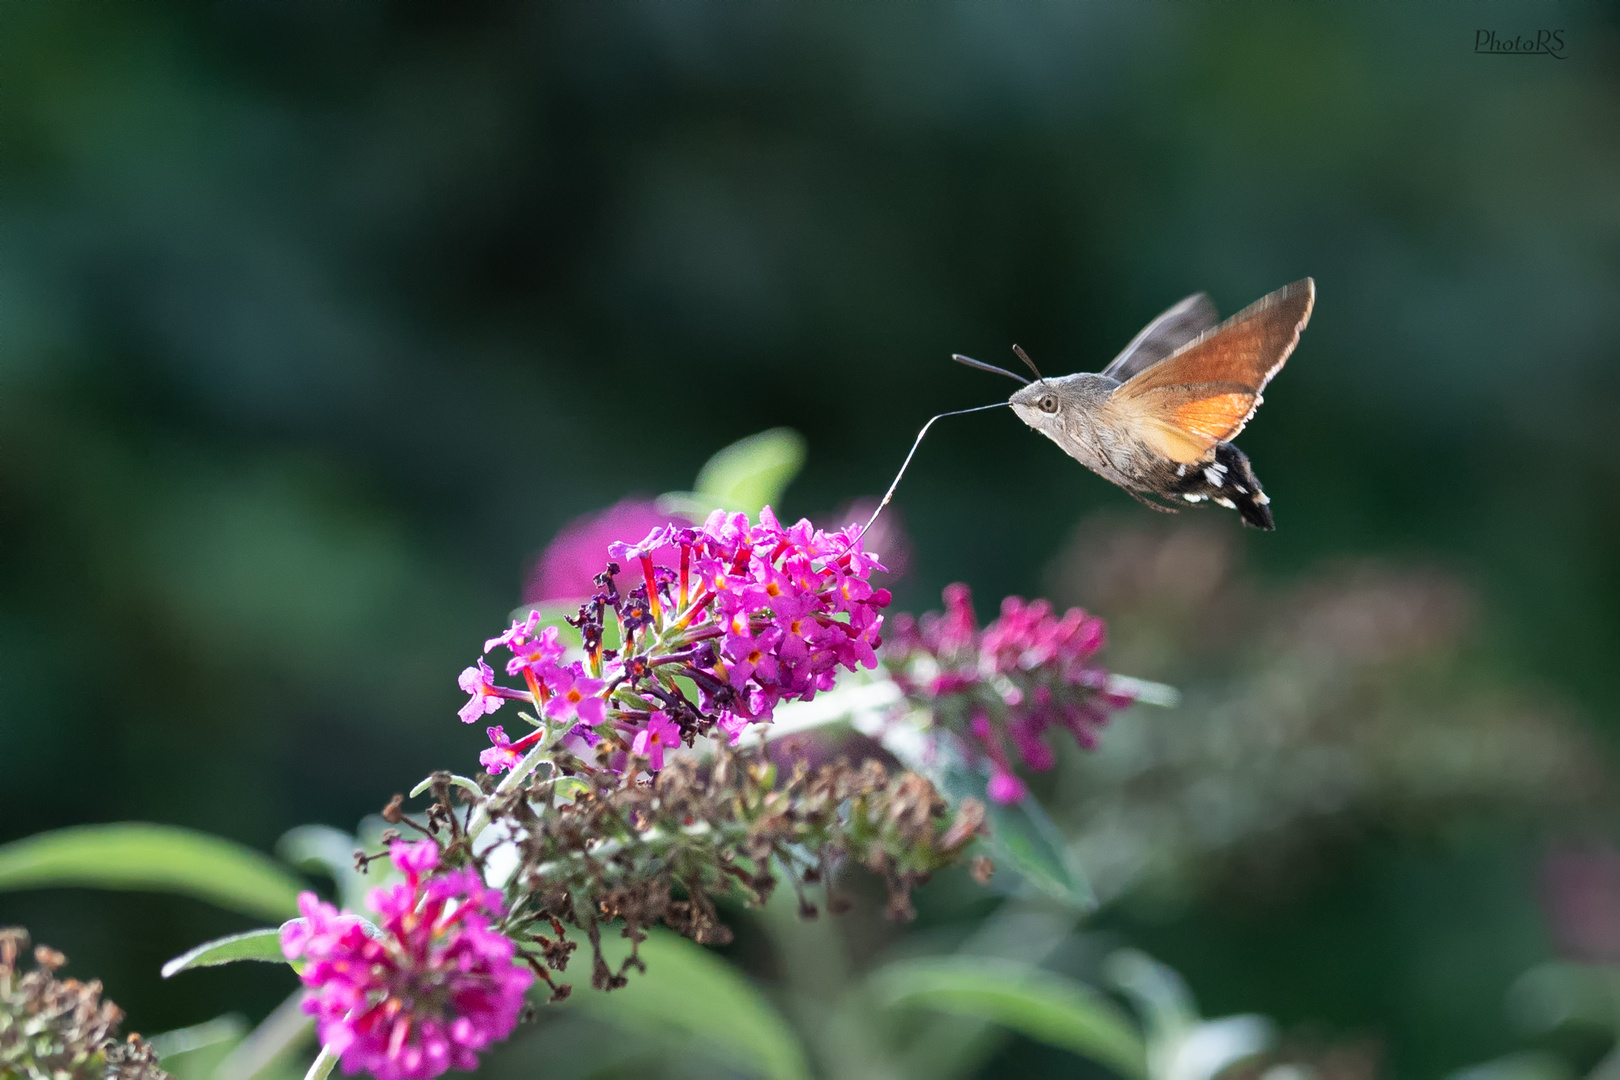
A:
[1163,442,1275,530]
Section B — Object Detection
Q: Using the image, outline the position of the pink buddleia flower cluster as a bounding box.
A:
[280,841,533,1080]
[460,507,890,775]
[884,583,1134,804]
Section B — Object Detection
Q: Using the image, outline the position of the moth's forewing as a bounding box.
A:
[1100,278,1314,462]
[1099,292,1220,382]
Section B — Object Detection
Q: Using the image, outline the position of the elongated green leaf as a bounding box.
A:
[1507,960,1620,1034]
[278,825,374,913]
[984,794,1095,909]
[870,957,1147,1080]
[211,990,316,1080]
[658,428,808,520]
[0,823,305,920]
[1446,1051,1579,1080]
[162,928,287,978]
[147,1014,249,1080]
[1103,949,1198,1050]
[938,760,1094,910]
[569,930,811,1080]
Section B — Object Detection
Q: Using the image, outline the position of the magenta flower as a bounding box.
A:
[971,714,1030,805]
[502,624,564,680]
[631,711,680,771]
[884,584,1132,803]
[281,841,533,1080]
[720,613,783,688]
[483,610,542,655]
[457,658,524,725]
[479,726,522,775]
[542,662,607,727]
[390,838,441,878]
[606,525,678,565]
[986,770,1029,805]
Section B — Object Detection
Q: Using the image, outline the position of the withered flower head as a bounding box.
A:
[0,928,168,1080]
[400,744,984,1001]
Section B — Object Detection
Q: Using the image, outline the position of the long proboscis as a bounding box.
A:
[860,401,1010,538]
[952,353,1029,385]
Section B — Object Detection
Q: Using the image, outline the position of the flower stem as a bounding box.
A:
[467,738,554,843]
[304,1045,339,1080]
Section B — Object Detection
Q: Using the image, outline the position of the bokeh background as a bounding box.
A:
[3,2,1619,1078]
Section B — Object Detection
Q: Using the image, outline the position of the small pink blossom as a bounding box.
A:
[484,610,542,655]
[390,838,440,877]
[502,624,565,680]
[986,770,1028,805]
[631,711,680,771]
[542,663,607,727]
[457,658,523,724]
[479,726,523,774]
[606,525,678,564]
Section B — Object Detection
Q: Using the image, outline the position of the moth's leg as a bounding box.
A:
[1125,489,1181,514]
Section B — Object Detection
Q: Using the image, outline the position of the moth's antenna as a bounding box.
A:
[1012,344,1047,384]
[952,353,1029,385]
[859,401,1010,538]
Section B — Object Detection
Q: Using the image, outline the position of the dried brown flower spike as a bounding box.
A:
[0,927,168,1080]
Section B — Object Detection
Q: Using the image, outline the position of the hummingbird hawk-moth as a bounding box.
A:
[955,278,1315,530]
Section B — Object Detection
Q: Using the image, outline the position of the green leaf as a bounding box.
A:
[1103,951,1276,1080]
[1103,950,1199,1049]
[569,930,811,1080]
[1446,1051,1580,1080]
[211,990,317,1080]
[662,427,807,518]
[408,773,483,800]
[869,957,1148,1080]
[939,761,1095,911]
[552,776,591,802]
[0,823,306,920]
[162,928,288,978]
[278,825,372,913]
[1507,960,1620,1034]
[984,795,1095,910]
[147,1014,249,1080]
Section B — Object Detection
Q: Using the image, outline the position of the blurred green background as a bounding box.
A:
[2,2,1619,1077]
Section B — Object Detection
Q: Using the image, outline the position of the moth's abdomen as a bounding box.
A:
[1164,442,1275,530]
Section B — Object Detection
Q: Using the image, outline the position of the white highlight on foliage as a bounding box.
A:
[1104,674,1181,708]
[1164,1016,1276,1080]
[474,821,523,890]
[1107,949,1275,1080]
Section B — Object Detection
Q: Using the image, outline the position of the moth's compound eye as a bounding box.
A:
[1038,395,1058,414]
